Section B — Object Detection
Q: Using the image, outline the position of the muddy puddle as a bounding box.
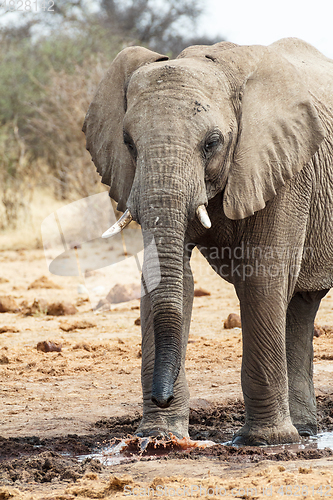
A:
[265,431,333,453]
[223,431,333,453]
[1,398,333,487]
[78,431,333,467]
[75,396,333,465]
[309,431,333,449]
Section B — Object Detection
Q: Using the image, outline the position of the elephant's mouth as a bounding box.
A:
[102,205,211,240]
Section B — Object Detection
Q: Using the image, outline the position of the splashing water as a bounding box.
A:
[78,434,216,466]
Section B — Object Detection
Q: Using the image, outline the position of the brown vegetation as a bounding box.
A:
[0,0,223,234]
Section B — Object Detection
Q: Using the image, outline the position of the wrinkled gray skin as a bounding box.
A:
[83,38,333,445]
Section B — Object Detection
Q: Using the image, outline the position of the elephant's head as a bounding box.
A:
[83,41,325,408]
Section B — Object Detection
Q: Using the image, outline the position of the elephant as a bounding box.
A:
[82,37,333,445]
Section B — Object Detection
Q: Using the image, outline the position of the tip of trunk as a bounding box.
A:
[151,387,174,408]
[151,395,174,409]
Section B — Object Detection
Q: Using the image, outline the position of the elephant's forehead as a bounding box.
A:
[127,59,228,101]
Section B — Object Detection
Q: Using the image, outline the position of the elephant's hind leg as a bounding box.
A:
[286,290,329,436]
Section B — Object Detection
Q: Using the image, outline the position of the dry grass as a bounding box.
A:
[27,57,110,201]
[0,188,82,251]
[0,121,34,230]
[0,57,112,242]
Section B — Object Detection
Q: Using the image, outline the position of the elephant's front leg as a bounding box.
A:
[286,290,329,436]
[233,288,300,445]
[135,255,194,438]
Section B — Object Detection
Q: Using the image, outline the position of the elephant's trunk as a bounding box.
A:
[128,147,194,407]
[140,201,187,408]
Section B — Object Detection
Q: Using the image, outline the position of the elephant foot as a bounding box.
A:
[135,427,181,439]
[294,422,317,437]
[135,414,189,439]
[232,421,300,446]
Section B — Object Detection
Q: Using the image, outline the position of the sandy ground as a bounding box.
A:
[0,239,333,499]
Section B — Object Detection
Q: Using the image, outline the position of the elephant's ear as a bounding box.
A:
[223,48,325,220]
[82,46,168,212]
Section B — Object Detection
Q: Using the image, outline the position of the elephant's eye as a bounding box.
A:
[204,139,219,151]
[203,132,223,160]
[123,132,137,159]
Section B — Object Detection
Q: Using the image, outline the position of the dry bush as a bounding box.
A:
[27,55,111,200]
[0,121,34,229]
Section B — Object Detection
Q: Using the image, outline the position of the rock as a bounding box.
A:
[189,398,211,410]
[0,354,9,364]
[106,283,141,304]
[224,313,242,329]
[314,324,324,337]
[94,284,141,310]
[0,326,19,334]
[47,302,77,316]
[23,298,48,316]
[193,288,211,297]
[0,296,19,313]
[134,318,141,326]
[72,342,91,351]
[59,320,96,332]
[28,276,62,289]
[93,298,110,312]
[23,298,78,318]
[37,341,62,353]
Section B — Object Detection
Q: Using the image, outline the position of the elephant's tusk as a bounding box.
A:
[102,209,133,238]
[196,205,211,229]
